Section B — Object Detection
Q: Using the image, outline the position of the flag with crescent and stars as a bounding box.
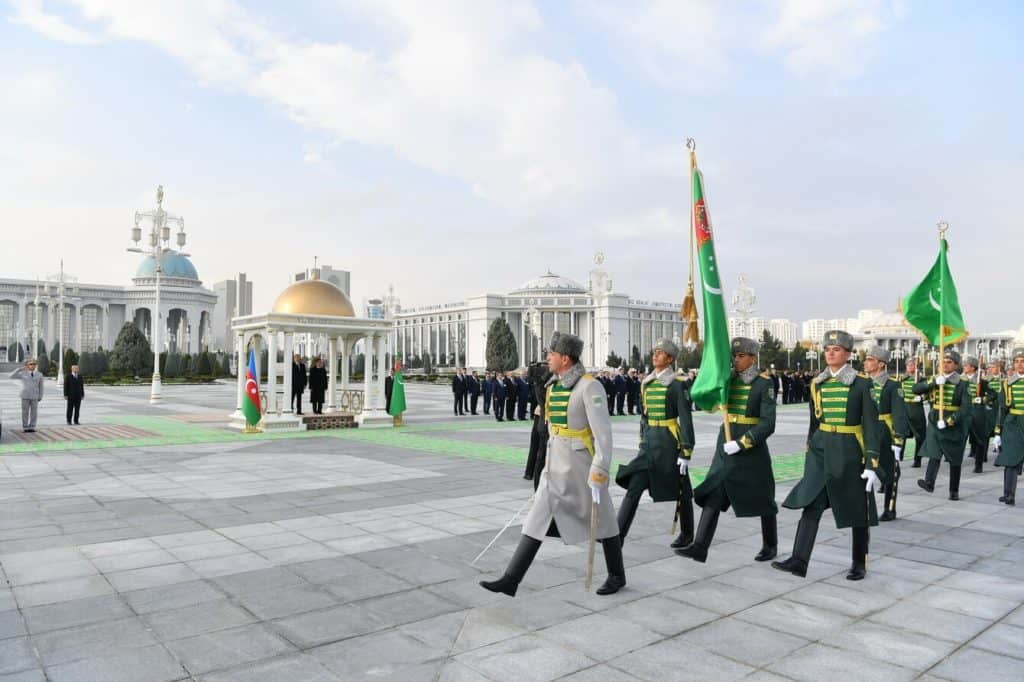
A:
[687,147,732,413]
[242,349,262,426]
[902,238,968,346]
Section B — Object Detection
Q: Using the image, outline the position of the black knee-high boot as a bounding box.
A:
[881,462,901,521]
[949,464,961,501]
[669,499,694,549]
[1002,466,1018,505]
[596,535,626,595]
[972,442,985,473]
[479,535,541,597]
[771,514,819,578]
[847,527,869,581]
[616,493,640,544]
[674,508,719,563]
[755,514,778,561]
[918,458,940,492]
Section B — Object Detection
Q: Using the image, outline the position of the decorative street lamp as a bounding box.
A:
[128,185,187,403]
[805,349,818,373]
[891,347,905,378]
[47,260,79,387]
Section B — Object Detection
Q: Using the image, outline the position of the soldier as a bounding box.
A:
[994,348,1024,505]
[772,330,881,581]
[962,356,996,474]
[986,361,1005,459]
[479,332,625,596]
[899,357,928,468]
[915,350,972,500]
[863,347,910,522]
[677,337,778,563]
[614,339,696,549]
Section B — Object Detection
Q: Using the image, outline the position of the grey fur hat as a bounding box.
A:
[549,331,584,361]
[865,346,890,363]
[943,349,961,366]
[1012,348,1024,361]
[653,338,679,359]
[962,355,979,369]
[731,337,759,355]
[822,330,854,352]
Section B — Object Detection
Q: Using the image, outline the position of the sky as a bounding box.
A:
[1,1,1021,332]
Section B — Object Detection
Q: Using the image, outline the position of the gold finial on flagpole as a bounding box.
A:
[937,220,949,239]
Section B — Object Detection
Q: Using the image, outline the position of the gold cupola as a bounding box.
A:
[271,271,355,317]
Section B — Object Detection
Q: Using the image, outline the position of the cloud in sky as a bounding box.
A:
[2,0,1022,333]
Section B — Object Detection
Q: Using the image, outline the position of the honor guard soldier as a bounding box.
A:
[615,339,696,549]
[677,337,779,564]
[772,330,881,581]
[900,358,928,468]
[994,348,1024,505]
[863,347,910,522]
[480,332,626,597]
[915,349,972,500]
[986,361,1005,459]
[963,356,996,474]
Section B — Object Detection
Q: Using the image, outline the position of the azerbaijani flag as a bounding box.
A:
[902,238,968,346]
[687,148,732,413]
[388,361,407,417]
[242,349,261,426]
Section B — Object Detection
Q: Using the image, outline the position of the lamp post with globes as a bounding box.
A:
[891,347,905,378]
[47,260,79,388]
[127,185,188,403]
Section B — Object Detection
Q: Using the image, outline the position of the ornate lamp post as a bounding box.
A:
[528,307,541,362]
[805,349,818,373]
[48,261,79,387]
[891,347,905,378]
[127,185,187,403]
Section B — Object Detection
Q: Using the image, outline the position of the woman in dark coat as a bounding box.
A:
[308,358,328,414]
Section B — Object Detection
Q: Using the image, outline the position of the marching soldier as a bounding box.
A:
[986,361,1005,458]
[899,358,928,468]
[962,356,996,474]
[915,349,972,500]
[480,332,626,596]
[863,347,910,522]
[772,331,881,581]
[614,339,696,549]
[994,348,1024,505]
[677,337,779,564]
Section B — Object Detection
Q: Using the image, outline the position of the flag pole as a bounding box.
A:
[937,221,948,422]
[682,139,700,346]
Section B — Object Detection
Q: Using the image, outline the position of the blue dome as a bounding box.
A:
[135,253,199,280]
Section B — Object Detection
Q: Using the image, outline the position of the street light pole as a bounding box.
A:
[128,185,187,404]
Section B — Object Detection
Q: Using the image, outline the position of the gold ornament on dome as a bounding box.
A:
[271,271,355,317]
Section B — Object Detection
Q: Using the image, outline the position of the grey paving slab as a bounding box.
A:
[537,612,662,662]
[454,634,597,681]
[829,620,961,670]
[610,637,755,681]
[929,645,1024,681]
[0,637,38,675]
[0,609,28,640]
[143,600,257,641]
[966,622,1024,660]
[603,594,718,636]
[197,653,341,681]
[784,580,897,617]
[44,644,187,682]
[767,642,917,681]
[907,584,1016,620]
[309,629,441,678]
[21,594,132,634]
[231,583,339,620]
[164,624,296,676]
[677,616,810,667]
[121,580,224,615]
[734,598,856,640]
[271,603,390,648]
[867,601,992,643]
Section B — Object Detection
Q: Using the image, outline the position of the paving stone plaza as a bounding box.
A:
[1,380,1022,681]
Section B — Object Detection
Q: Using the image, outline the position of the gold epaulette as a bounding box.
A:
[675,376,688,382]
[760,370,771,379]
[582,373,594,381]
[858,372,870,379]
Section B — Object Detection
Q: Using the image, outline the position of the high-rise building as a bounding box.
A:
[212,273,253,351]
[295,265,350,297]
[769,318,799,347]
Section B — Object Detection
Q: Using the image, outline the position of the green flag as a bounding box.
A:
[388,369,406,416]
[902,238,968,346]
[687,150,731,412]
[242,349,262,426]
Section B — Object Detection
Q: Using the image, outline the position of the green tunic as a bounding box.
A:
[782,367,881,529]
[615,371,695,503]
[913,375,971,466]
[987,378,1004,437]
[694,369,778,517]
[995,377,1024,469]
[897,374,927,449]
[965,373,997,447]
[871,374,910,485]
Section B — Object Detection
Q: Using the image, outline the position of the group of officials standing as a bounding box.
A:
[480,329,1023,599]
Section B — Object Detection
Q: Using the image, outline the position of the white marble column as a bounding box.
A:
[376,332,387,409]
[73,305,83,352]
[235,333,245,412]
[266,329,278,414]
[341,338,351,392]
[327,336,338,410]
[283,332,294,413]
[363,334,373,406]
[101,304,109,349]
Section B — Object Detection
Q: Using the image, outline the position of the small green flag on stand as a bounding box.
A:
[388,362,406,418]
[902,235,968,346]
[686,143,731,413]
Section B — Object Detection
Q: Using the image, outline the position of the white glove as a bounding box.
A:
[723,440,742,455]
[677,457,689,475]
[589,484,601,504]
[935,375,946,385]
[861,469,882,494]
[892,445,903,461]
[937,419,946,430]
[994,435,1002,449]
[913,395,922,402]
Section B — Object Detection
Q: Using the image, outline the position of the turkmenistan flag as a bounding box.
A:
[687,148,732,412]
[388,364,406,417]
[902,238,968,346]
[242,349,262,426]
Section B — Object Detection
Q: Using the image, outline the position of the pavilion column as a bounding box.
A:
[266,329,278,414]
[235,332,245,412]
[327,336,338,410]
[363,335,374,409]
[101,304,109,350]
[341,338,351,391]
[283,332,294,413]
[376,333,387,409]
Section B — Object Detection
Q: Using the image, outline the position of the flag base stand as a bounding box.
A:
[228,413,304,432]
[243,423,263,434]
[392,415,403,427]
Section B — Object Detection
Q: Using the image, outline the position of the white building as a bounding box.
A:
[212,273,253,352]
[769,319,799,347]
[393,264,689,370]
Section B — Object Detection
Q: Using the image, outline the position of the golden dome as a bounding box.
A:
[272,274,355,317]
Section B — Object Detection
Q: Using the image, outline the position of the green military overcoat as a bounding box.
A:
[995,375,1024,469]
[913,375,971,466]
[873,373,909,485]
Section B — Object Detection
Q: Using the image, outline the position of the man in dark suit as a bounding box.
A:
[483,371,493,414]
[613,368,627,415]
[503,372,517,421]
[603,370,616,416]
[462,368,471,413]
[291,354,307,415]
[515,370,530,420]
[468,370,481,415]
[452,369,466,415]
[385,369,394,414]
[64,364,85,425]
[492,372,506,421]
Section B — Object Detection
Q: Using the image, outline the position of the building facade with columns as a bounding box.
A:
[0,252,216,359]
[392,262,690,370]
